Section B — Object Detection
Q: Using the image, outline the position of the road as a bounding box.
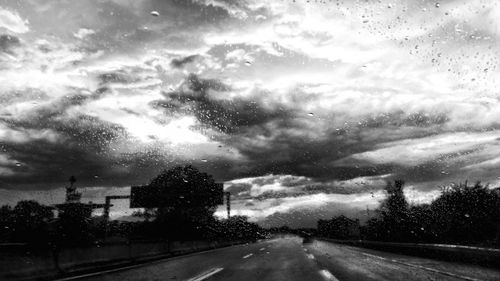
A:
[61,236,500,281]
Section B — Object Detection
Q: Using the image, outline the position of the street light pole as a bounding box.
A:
[225,192,231,219]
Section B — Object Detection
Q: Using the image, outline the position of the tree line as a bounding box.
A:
[318,180,500,246]
[0,166,265,247]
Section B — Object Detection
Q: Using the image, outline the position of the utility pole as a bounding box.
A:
[225,192,231,219]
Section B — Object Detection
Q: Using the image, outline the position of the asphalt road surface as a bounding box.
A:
[61,236,500,281]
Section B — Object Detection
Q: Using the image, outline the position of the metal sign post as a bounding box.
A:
[225,192,230,219]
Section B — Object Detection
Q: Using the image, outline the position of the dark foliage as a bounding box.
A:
[54,203,94,246]
[6,201,54,245]
[318,215,360,239]
[353,180,500,246]
[0,166,265,247]
[145,165,222,239]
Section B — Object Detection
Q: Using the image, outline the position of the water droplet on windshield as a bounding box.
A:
[435,3,440,8]
[201,159,208,162]
[307,113,314,117]
[150,11,160,17]
[15,163,21,167]
[245,61,252,66]
[464,214,470,218]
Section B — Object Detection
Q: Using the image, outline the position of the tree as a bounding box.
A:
[367,180,410,241]
[221,216,262,241]
[380,180,408,218]
[11,200,54,244]
[406,204,435,242]
[430,182,500,244]
[148,165,223,239]
[55,203,94,245]
[0,205,14,242]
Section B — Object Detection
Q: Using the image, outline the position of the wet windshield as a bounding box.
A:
[0,1,499,281]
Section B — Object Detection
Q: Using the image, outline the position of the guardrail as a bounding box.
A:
[0,239,252,280]
[316,237,500,267]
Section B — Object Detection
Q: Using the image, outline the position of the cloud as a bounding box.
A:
[153,73,291,134]
[0,8,29,33]
[224,173,391,201]
[1,0,500,226]
[215,191,387,226]
[170,54,199,68]
[0,34,20,53]
[73,28,95,40]
[0,123,62,144]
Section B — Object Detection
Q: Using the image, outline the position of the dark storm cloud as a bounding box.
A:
[6,72,449,192]
[98,72,134,85]
[0,115,123,188]
[0,34,20,53]
[0,89,160,189]
[152,73,292,133]
[0,113,174,190]
[170,55,199,68]
[230,127,386,180]
[149,72,460,185]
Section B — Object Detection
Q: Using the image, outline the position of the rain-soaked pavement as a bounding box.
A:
[67,236,500,281]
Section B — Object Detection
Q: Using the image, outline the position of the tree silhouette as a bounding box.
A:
[378,180,410,241]
[431,181,500,244]
[55,203,94,245]
[148,165,222,239]
[11,200,54,245]
[0,205,14,242]
[360,180,411,242]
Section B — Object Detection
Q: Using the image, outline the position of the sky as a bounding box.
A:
[0,0,499,227]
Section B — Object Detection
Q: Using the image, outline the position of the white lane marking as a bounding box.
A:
[259,247,265,251]
[306,253,315,260]
[319,269,340,281]
[361,253,482,281]
[187,267,224,281]
[242,253,253,259]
